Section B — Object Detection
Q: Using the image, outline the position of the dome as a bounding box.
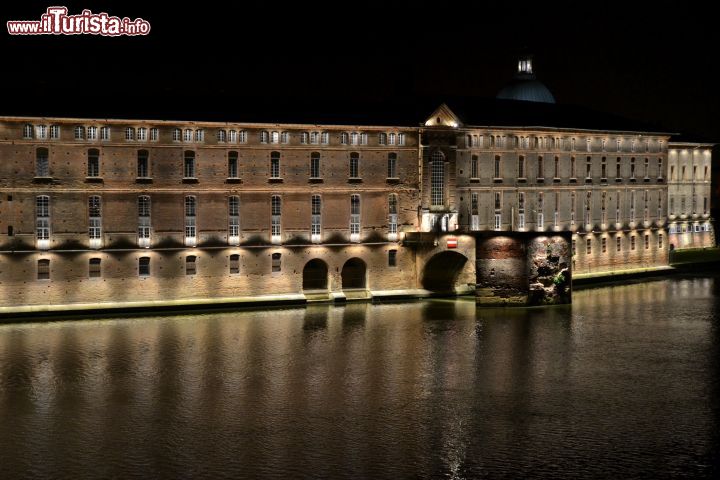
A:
[496,57,556,104]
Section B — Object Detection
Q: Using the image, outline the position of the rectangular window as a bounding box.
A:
[271,195,281,244]
[350,153,360,178]
[228,196,240,244]
[272,253,281,273]
[387,153,397,178]
[185,196,197,246]
[431,153,445,207]
[186,256,197,275]
[388,249,397,267]
[89,258,101,278]
[310,153,321,178]
[37,259,50,280]
[350,195,361,241]
[87,149,100,177]
[139,257,150,277]
[270,152,281,178]
[388,194,398,240]
[311,195,322,243]
[228,151,239,178]
[229,254,240,274]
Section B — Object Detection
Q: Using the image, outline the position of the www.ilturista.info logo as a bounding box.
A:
[7,6,150,36]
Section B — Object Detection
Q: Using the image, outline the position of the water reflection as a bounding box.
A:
[0,276,718,479]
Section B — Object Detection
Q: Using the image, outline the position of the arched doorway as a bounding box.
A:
[421,251,468,292]
[303,259,328,290]
[341,258,366,290]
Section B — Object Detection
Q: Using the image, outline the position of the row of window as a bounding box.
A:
[465,134,664,153]
[33,148,401,180]
[33,250,400,280]
[22,124,407,146]
[30,193,400,248]
[571,234,665,255]
[476,154,664,181]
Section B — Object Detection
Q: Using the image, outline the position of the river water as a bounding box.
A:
[1,276,719,479]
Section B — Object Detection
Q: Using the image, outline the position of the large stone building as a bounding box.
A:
[0,58,713,313]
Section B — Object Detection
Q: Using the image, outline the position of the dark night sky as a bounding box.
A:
[1,1,719,141]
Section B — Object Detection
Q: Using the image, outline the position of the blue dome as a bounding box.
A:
[497,57,556,104]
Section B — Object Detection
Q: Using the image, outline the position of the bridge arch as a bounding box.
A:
[341,258,367,290]
[421,251,468,292]
[302,259,329,291]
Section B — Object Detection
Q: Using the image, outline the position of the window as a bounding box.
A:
[350,194,361,241]
[184,151,196,178]
[586,238,592,255]
[36,125,47,139]
[617,236,622,252]
[431,151,445,207]
[518,155,526,178]
[272,253,282,273]
[471,155,479,178]
[186,256,197,275]
[50,125,61,139]
[471,192,479,230]
[125,127,135,141]
[150,128,159,141]
[137,127,147,141]
[137,150,149,178]
[184,129,193,142]
[89,258,101,278]
[37,259,50,280]
[139,257,150,277]
[388,153,398,178]
[100,126,111,141]
[350,152,360,178]
[311,195,322,242]
[388,194,398,240]
[138,195,151,247]
[229,254,240,274]
[218,129,229,142]
[228,196,240,244]
[23,124,33,139]
[270,152,281,178]
[388,249,398,267]
[537,156,544,179]
[228,151,239,178]
[310,152,321,178]
[35,147,50,177]
[602,237,607,253]
[75,126,86,140]
[88,196,102,244]
[185,196,197,246]
[87,149,100,177]
[271,195,281,243]
[36,195,50,246]
[379,133,387,145]
[494,155,502,179]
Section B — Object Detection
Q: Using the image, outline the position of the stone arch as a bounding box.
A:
[302,259,328,291]
[421,251,468,292]
[341,258,366,290]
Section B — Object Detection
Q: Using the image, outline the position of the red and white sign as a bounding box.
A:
[446,237,458,248]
